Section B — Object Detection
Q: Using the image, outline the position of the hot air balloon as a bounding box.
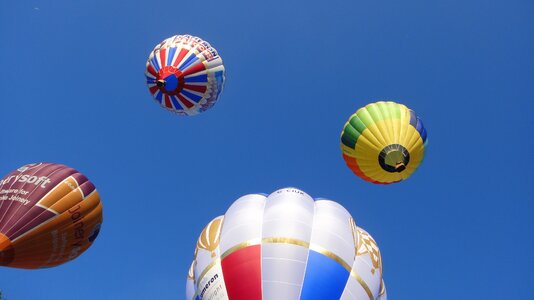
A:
[145,34,226,116]
[341,101,428,184]
[0,163,103,269]
[186,188,387,300]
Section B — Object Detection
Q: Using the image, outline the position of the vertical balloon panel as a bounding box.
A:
[219,194,266,252]
[219,194,265,300]
[340,228,385,300]
[193,216,228,300]
[299,200,355,300]
[261,188,315,300]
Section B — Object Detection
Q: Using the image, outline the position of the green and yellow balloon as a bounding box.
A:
[341,101,428,184]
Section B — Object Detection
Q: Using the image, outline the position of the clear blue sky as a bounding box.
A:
[1,0,533,299]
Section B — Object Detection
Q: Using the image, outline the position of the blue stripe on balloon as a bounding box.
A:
[179,54,199,71]
[215,70,224,88]
[167,47,177,66]
[300,250,349,300]
[214,70,225,98]
[181,90,202,103]
[146,77,156,84]
[185,74,208,83]
[215,70,224,81]
[409,110,427,143]
[409,110,417,128]
[151,56,160,72]
[155,91,163,103]
[419,119,427,143]
[170,96,183,110]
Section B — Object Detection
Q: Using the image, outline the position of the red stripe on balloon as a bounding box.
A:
[159,48,167,68]
[147,65,158,77]
[182,62,206,76]
[149,86,159,94]
[173,48,190,67]
[183,84,207,93]
[177,94,194,108]
[164,95,172,108]
[221,245,262,300]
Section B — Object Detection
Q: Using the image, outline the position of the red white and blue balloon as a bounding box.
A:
[145,35,225,116]
[186,188,387,300]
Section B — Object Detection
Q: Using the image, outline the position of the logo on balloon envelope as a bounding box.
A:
[0,163,53,190]
[16,163,42,173]
[357,229,382,275]
[196,217,223,258]
[197,265,228,300]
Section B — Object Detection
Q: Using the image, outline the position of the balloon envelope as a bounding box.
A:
[186,188,386,300]
[341,101,428,184]
[145,34,226,116]
[0,163,103,269]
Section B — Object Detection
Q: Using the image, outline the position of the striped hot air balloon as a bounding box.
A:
[186,188,387,300]
[145,34,226,116]
[341,101,428,184]
[0,163,103,269]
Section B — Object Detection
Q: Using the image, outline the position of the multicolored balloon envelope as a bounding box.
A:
[145,34,226,116]
[186,188,387,300]
[0,163,103,269]
[341,101,428,184]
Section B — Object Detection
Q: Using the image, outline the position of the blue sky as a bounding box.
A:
[0,0,533,299]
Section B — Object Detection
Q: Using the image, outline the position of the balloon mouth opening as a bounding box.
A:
[156,66,184,94]
[0,233,14,266]
[379,144,410,173]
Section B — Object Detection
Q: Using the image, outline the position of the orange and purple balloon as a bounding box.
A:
[0,163,103,269]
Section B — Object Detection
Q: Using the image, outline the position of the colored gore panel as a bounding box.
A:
[221,245,262,300]
[409,110,427,143]
[348,115,367,138]
[179,54,199,71]
[185,74,208,83]
[341,124,358,149]
[151,56,160,71]
[300,250,350,300]
[167,47,177,66]
[409,110,417,128]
